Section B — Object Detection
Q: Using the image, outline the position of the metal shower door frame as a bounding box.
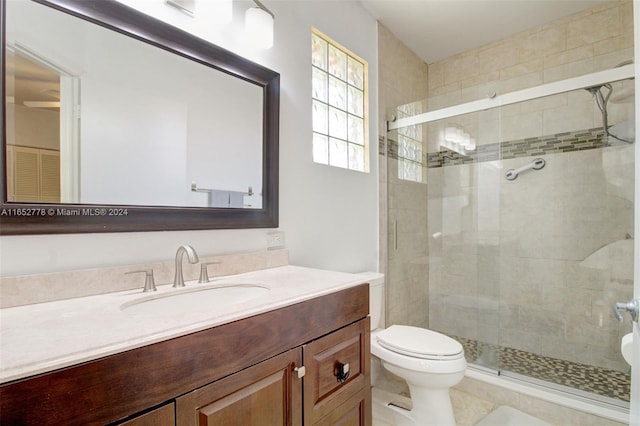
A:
[388,64,635,130]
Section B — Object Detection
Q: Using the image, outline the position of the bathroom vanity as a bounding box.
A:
[0,266,371,425]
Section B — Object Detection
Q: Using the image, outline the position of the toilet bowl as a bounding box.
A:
[362,272,467,426]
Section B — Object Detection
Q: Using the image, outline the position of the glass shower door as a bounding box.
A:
[494,83,634,406]
[385,101,430,331]
[386,70,635,408]
[385,101,504,373]
[424,107,503,373]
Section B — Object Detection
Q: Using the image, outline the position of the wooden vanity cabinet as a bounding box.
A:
[0,284,370,426]
[303,319,370,425]
[118,403,175,426]
[176,348,303,425]
[175,318,371,426]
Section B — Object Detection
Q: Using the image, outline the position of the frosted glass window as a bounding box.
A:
[349,143,365,171]
[347,86,363,117]
[347,57,364,90]
[328,76,347,109]
[312,34,327,71]
[312,68,328,102]
[312,100,328,134]
[348,115,363,145]
[396,101,424,183]
[312,29,368,172]
[329,107,347,140]
[328,45,346,79]
[329,138,348,168]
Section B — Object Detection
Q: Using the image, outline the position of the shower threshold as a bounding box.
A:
[452,335,630,407]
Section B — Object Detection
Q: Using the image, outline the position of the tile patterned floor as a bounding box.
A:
[454,336,631,403]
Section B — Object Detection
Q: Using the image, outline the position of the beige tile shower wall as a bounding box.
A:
[429,1,633,101]
[378,24,429,116]
[499,148,633,371]
[428,1,634,145]
[426,0,634,372]
[428,147,634,372]
[378,23,430,328]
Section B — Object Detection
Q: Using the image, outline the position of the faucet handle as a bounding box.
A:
[126,269,157,292]
[198,262,220,283]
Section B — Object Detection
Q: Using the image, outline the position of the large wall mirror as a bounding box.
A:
[0,0,279,235]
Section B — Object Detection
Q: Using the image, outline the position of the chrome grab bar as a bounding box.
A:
[505,158,545,181]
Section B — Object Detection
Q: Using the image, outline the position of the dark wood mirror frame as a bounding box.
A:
[0,0,279,235]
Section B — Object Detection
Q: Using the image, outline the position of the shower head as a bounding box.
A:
[586,82,634,144]
[584,83,611,96]
[585,86,601,95]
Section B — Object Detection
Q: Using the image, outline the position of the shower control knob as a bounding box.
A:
[613,299,639,323]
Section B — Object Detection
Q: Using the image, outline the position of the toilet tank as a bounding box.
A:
[358,272,384,330]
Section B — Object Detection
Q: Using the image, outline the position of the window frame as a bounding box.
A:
[311,28,369,173]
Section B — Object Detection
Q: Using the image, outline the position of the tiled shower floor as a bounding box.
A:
[454,336,631,403]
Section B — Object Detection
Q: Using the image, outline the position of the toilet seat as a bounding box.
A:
[376,325,464,361]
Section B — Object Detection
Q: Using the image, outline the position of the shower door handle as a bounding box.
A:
[613,299,639,323]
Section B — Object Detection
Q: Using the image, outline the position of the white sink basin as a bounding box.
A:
[121,284,269,315]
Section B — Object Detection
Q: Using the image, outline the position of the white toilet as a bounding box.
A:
[366,273,467,426]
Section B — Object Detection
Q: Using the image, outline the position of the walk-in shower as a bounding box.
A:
[384,64,635,417]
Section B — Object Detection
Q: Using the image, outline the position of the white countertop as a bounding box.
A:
[0,265,371,384]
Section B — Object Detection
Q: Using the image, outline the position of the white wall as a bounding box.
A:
[0,0,379,276]
[81,77,190,205]
[269,1,379,273]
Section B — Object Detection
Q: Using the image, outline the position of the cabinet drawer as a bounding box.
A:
[303,318,370,425]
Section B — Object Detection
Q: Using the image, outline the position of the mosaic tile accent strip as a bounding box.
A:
[453,335,631,403]
[426,127,608,168]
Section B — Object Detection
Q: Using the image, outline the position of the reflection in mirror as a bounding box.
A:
[0,0,279,234]
[6,0,263,209]
[6,49,62,203]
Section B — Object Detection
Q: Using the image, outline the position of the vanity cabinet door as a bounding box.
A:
[176,348,303,426]
[303,318,371,426]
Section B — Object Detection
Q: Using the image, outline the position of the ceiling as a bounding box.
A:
[7,53,60,110]
[359,0,612,64]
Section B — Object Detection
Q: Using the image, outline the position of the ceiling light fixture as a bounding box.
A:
[245,0,274,49]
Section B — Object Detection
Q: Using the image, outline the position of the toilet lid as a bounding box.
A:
[376,325,464,360]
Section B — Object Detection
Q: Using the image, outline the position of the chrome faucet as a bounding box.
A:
[173,245,199,288]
